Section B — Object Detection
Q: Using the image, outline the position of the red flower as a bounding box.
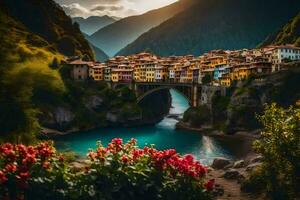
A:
[87,151,97,161]
[0,170,8,184]
[18,172,30,181]
[205,179,215,190]
[42,161,51,169]
[121,155,129,163]
[112,138,123,146]
[5,164,17,173]
[22,153,36,165]
[59,155,65,162]
[184,154,194,164]
[84,166,91,173]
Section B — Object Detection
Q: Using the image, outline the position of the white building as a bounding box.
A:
[169,67,175,80]
[266,45,300,71]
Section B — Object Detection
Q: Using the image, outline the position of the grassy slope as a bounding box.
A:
[2,0,94,59]
[0,10,66,143]
[260,12,300,47]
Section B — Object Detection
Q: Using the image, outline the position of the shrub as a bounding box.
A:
[0,142,69,200]
[247,103,300,200]
[0,139,214,200]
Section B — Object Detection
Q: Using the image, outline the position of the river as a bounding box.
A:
[55,89,233,165]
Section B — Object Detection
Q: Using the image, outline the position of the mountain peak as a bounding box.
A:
[73,15,116,35]
[117,0,300,56]
[88,0,196,57]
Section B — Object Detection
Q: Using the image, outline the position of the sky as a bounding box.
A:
[55,0,178,18]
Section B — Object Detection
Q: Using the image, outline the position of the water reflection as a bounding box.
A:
[55,89,233,165]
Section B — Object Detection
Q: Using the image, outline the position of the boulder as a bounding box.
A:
[211,157,231,169]
[222,169,241,179]
[250,156,263,163]
[246,163,262,172]
[233,160,245,168]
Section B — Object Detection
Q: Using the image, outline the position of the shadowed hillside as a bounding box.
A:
[118,0,300,56]
[2,0,94,59]
[73,16,116,35]
[89,0,196,57]
[261,12,300,47]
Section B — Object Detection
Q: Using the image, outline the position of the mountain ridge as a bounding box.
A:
[1,0,94,59]
[89,0,196,57]
[117,0,300,56]
[72,15,116,35]
[260,12,300,47]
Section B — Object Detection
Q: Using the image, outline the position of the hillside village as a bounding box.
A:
[68,44,300,87]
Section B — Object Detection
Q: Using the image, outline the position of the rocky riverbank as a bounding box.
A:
[176,120,260,159]
[178,66,300,136]
[39,89,172,138]
[210,156,265,200]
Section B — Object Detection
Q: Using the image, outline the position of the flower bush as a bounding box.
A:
[0,139,213,200]
[0,142,70,200]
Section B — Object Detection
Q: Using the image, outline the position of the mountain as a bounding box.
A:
[89,0,196,57]
[90,43,109,62]
[81,32,109,62]
[118,0,300,56]
[72,16,116,35]
[1,0,94,59]
[261,12,300,47]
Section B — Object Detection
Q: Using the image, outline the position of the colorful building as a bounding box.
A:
[69,59,93,81]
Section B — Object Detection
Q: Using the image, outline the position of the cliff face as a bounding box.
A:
[180,65,300,134]
[40,84,172,133]
[139,90,172,125]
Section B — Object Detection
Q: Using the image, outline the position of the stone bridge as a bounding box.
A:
[108,82,227,107]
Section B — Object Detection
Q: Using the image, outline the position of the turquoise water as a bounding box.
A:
[55,90,232,165]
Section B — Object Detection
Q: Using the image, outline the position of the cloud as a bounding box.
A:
[57,0,177,18]
[60,1,138,18]
[61,3,91,18]
[91,5,124,12]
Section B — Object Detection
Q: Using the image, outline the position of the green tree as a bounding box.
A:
[251,103,300,199]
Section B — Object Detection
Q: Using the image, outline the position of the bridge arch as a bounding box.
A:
[136,86,192,105]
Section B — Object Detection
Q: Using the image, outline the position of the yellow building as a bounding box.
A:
[111,70,119,82]
[231,63,251,81]
[219,73,231,86]
[134,68,140,82]
[187,63,197,82]
[146,64,155,82]
[135,63,147,82]
[208,56,227,69]
[92,64,106,81]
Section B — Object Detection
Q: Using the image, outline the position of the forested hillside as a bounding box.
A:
[118,0,300,56]
[89,0,196,56]
[261,12,300,47]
